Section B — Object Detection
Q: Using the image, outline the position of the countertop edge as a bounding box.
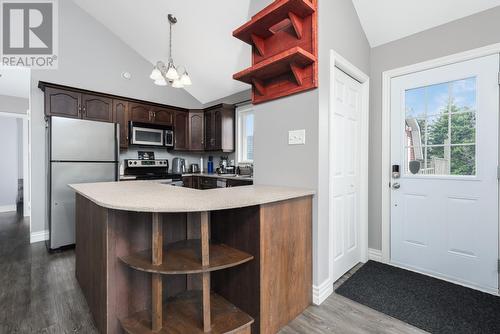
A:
[70,183,314,213]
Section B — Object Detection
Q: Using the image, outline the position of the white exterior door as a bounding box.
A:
[332,68,363,282]
[390,54,500,293]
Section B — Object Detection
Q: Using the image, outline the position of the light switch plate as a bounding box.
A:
[288,129,306,145]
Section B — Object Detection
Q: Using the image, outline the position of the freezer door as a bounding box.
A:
[50,162,116,249]
[51,117,117,162]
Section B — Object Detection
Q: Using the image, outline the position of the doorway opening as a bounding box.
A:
[381,46,500,294]
[0,66,31,226]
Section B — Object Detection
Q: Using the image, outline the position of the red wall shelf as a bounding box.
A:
[233,0,318,104]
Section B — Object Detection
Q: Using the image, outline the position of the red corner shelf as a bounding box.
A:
[232,0,318,104]
[233,46,315,84]
[233,0,316,45]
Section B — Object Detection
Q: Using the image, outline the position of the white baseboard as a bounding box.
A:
[368,248,383,262]
[0,204,16,213]
[312,279,333,305]
[30,230,49,244]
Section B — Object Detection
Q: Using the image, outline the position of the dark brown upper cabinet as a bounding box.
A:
[204,104,235,152]
[39,82,236,153]
[44,87,81,119]
[174,111,189,151]
[151,107,174,126]
[129,103,152,123]
[189,110,204,151]
[113,100,129,149]
[81,94,113,122]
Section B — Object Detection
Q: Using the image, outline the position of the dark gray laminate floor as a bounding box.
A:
[0,211,427,334]
[0,211,97,333]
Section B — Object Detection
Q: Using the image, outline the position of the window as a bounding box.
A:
[237,106,254,163]
[404,77,476,176]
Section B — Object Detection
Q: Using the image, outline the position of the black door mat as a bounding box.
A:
[335,261,500,334]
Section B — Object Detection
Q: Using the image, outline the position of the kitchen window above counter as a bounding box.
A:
[236,104,254,163]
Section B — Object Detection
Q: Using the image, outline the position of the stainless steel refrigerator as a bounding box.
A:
[47,117,118,250]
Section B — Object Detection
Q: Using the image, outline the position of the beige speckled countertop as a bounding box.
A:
[69,181,314,213]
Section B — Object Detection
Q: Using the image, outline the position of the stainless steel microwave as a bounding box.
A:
[130,122,173,147]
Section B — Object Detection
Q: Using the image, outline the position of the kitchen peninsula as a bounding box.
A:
[70,181,314,334]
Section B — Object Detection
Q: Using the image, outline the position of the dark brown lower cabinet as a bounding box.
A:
[183,176,253,190]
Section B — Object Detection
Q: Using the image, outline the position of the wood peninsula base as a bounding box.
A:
[75,193,312,334]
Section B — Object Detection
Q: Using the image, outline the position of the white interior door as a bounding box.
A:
[390,54,499,293]
[331,68,363,282]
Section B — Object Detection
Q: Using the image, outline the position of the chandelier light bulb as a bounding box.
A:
[180,71,192,86]
[165,66,179,81]
[150,67,163,81]
[172,79,184,88]
[154,77,167,86]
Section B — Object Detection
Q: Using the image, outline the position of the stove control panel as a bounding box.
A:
[126,159,168,168]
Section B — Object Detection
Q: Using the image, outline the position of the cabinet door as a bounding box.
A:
[113,100,129,149]
[174,111,189,150]
[214,109,222,150]
[189,110,204,151]
[45,87,81,119]
[182,176,193,188]
[152,107,174,126]
[81,94,113,122]
[204,110,214,150]
[129,103,152,123]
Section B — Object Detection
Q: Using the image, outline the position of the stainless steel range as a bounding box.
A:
[123,159,182,185]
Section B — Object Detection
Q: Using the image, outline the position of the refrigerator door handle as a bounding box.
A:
[115,123,120,181]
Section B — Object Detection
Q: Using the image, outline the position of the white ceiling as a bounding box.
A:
[72,0,253,104]
[0,67,30,99]
[352,0,500,47]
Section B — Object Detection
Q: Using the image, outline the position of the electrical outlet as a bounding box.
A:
[288,129,306,145]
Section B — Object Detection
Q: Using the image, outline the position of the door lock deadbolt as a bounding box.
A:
[392,164,401,179]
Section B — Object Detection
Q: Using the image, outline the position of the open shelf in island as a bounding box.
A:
[120,291,254,334]
[119,239,254,275]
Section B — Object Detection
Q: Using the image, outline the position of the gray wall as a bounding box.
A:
[0,117,19,209]
[368,6,500,250]
[249,0,370,287]
[0,95,29,114]
[30,0,203,234]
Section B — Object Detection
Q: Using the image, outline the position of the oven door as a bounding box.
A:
[131,126,164,146]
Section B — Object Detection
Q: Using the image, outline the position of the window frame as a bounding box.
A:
[236,104,254,164]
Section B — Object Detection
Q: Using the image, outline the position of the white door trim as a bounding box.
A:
[381,42,500,264]
[328,50,370,286]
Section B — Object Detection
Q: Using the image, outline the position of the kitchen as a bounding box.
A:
[7,0,500,333]
[41,81,255,250]
[39,76,314,334]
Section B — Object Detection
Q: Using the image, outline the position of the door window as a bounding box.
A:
[404,77,477,176]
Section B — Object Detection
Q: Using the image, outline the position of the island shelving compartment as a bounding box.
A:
[72,183,313,334]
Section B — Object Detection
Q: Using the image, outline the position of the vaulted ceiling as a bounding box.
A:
[72,0,500,103]
[72,0,257,104]
[352,0,500,47]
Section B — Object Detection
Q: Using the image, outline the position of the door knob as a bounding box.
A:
[392,182,401,189]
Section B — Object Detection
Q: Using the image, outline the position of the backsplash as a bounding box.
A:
[120,147,235,173]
